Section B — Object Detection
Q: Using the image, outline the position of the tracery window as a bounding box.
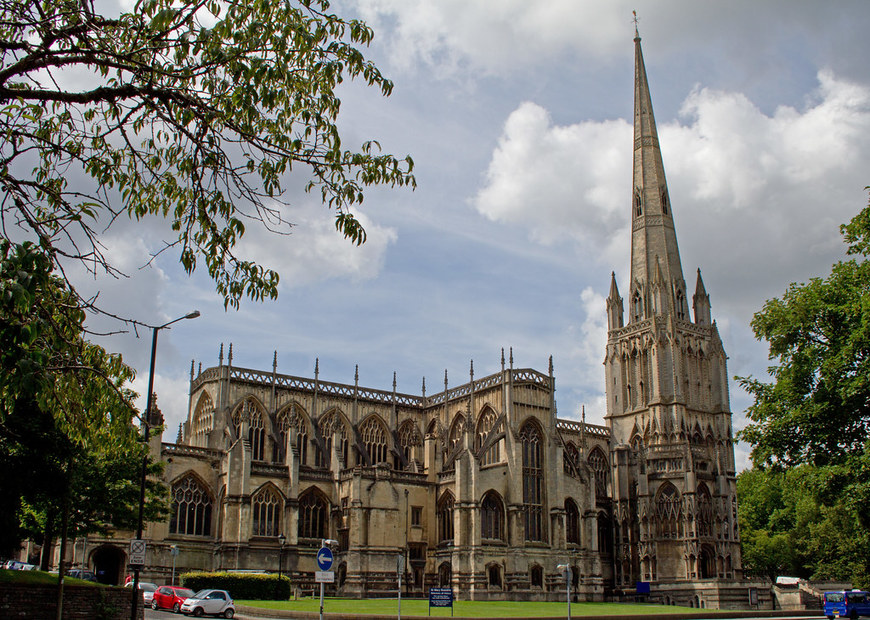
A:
[697,483,713,537]
[655,483,682,539]
[633,293,643,322]
[275,405,306,464]
[565,499,580,545]
[661,188,669,215]
[437,492,455,544]
[480,491,504,541]
[474,408,503,466]
[249,406,266,461]
[443,415,465,472]
[634,189,642,217]
[298,490,328,540]
[169,474,213,536]
[563,441,580,477]
[252,486,281,537]
[676,289,686,320]
[192,393,214,445]
[398,421,422,470]
[315,410,348,468]
[360,416,389,465]
[520,421,545,542]
[587,447,609,500]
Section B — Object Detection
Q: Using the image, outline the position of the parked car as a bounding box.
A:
[67,568,97,581]
[152,585,195,613]
[125,581,158,605]
[5,561,37,571]
[180,589,235,618]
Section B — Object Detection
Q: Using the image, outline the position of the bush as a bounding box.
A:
[180,571,291,600]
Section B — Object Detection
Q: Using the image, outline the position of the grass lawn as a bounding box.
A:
[0,568,101,587]
[237,597,695,617]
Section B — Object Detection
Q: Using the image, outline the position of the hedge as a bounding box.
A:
[180,571,291,600]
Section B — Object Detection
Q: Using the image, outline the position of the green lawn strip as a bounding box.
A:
[237,598,692,617]
[0,568,102,586]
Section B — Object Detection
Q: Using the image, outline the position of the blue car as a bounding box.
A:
[825,590,870,619]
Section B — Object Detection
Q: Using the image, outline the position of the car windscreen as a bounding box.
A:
[827,593,845,603]
[192,590,210,598]
[177,589,195,597]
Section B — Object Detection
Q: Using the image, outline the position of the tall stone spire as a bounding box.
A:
[629,32,686,322]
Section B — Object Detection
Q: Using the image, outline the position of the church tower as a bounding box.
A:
[604,31,742,601]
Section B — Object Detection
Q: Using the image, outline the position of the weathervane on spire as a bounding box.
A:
[632,10,640,38]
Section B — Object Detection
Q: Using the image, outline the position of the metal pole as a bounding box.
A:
[319,581,324,620]
[130,326,158,620]
[567,567,571,620]
[398,557,402,620]
[129,311,199,620]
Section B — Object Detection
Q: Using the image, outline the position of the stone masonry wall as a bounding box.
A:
[0,582,142,620]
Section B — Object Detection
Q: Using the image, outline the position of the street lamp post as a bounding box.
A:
[278,534,286,581]
[130,311,200,620]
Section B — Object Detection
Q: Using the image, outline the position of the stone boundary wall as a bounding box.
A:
[0,582,142,620]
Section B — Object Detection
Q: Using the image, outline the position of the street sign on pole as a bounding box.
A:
[129,540,146,567]
[316,547,334,571]
[315,571,335,583]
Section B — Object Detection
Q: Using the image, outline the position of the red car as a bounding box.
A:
[151,585,195,613]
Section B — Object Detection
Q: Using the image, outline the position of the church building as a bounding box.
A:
[80,34,756,608]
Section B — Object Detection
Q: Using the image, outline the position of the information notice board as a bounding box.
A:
[428,587,453,616]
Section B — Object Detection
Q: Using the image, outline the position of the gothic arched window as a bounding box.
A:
[169,474,213,536]
[298,489,329,541]
[633,293,643,322]
[249,406,266,461]
[475,408,503,466]
[192,392,214,446]
[316,410,348,468]
[565,499,581,545]
[587,447,609,500]
[563,441,580,477]
[655,483,682,539]
[398,420,422,470]
[360,415,390,465]
[480,491,505,541]
[437,492,455,544]
[252,486,281,537]
[634,189,643,217]
[520,421,545,542]
[275,404,309,464]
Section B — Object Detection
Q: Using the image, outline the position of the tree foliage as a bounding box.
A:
[736,193,870,588]
[0,240,165,557]
[0,0,415,310]
[738,197,870,468]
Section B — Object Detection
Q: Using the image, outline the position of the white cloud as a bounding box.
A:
[474,72,870,296]
[234,202,398,289]
[474,101,631,267]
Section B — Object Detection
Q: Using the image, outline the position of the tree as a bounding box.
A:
[1,0,415,311]
[0,240,165,558]
[738,197,870,467]
[737,192,870,588]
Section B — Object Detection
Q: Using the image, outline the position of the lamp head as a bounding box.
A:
[185,310,201,320]
[322,539,339,547]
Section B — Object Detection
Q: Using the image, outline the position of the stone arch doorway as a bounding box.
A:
[92,544,125,585]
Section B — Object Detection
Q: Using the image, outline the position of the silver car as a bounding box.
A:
[179,589,235,618]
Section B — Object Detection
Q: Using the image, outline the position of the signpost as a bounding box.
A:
[170,545,179,585]
[556,564,572,620]
[317,540,337,620]
[397,554,405,620]
[428,587,453,617]
[129,540,146,567]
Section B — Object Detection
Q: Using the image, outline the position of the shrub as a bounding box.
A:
[180,571,291,600]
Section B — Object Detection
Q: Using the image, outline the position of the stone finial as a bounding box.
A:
[355,364,359,386]
[393,371,397,392]
[501,348,505,371]
[549,355,554,376]
[422,377,426,398]
[190,359,195,380]
[176,423,183,444]
[228,342,233,364]
[509,347,514,368]
[273,351,278,373]
[219,343,224,365]
[315,358,319,379]
[444,369,448,389]
[469,359,474,380]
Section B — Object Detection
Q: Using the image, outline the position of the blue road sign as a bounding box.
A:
[316,546,334,571]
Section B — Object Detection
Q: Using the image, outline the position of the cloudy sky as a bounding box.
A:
[74,1,870,469]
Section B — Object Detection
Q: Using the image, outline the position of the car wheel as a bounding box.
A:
[191,607,204,617]
[152,600,159,610]
[223,610,234,619]
[173,602,181,613]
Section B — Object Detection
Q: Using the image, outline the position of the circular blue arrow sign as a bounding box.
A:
[316,546,334,571]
